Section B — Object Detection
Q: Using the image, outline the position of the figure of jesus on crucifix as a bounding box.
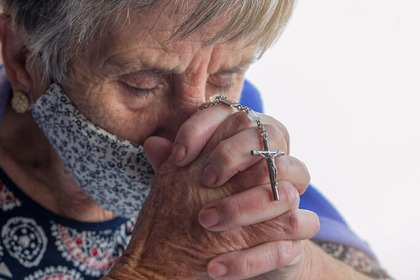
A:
[251,133,285,201]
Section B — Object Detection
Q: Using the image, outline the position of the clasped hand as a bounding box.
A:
[106,105,320,280]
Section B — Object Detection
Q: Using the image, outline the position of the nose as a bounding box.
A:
[173,54,211,114]
[154,60,210,141]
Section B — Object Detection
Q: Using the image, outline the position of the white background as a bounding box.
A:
[246,1,420,279]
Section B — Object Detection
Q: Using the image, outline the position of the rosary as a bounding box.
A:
[199,95,285,201]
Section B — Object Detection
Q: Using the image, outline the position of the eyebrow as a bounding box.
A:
[107,59,178,76]
[107,56,256,76]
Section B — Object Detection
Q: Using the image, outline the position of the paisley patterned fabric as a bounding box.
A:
[32,83,154,218]
[313,241,393,279]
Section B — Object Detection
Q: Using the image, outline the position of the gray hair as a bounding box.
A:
[0,0,296,83]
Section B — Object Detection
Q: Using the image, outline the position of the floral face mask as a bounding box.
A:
[32,83,154,218]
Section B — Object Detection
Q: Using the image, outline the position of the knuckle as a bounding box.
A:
[241,258,255,278]
[214,139,236,166]
[235,254,266,279]
[272,240,302,267]
[276,210,301,237]
[265,123,287,150]
[272,241,291,265]
[225,196,245,227]
[287,210,302,235]
[225,256,256,280]
[277,156,311,195]
[263,115,290,148]
[231,110,253,128]
[178,120,202,143]
[275,157,289,178]
[281,182,300,209]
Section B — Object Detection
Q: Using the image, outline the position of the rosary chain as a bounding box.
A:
[199,95,268,139]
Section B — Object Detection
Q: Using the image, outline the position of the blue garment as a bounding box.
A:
[240,80,264,113]
[0,66,10,125]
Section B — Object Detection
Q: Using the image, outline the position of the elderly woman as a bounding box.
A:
[0,1,390,279]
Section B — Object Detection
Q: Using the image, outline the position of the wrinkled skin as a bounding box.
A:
[105,106,319,280]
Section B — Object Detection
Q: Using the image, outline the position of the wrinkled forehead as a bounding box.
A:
[86,1,256,74]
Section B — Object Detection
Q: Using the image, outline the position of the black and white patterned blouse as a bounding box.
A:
[0,168,134,279]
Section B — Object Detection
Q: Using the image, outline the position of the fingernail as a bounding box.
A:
[171,142,186,163]
[208,262,228,277]
[199,207,220,228]
[202,163,218,186]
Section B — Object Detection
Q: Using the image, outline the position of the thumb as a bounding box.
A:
[144,136,173,172]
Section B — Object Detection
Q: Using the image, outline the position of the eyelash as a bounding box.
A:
[123,83,159,98]
[122,78,234,98]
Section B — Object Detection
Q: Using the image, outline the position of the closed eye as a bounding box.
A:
[207,72,237,93]
[119,70,168,98]
[122,82,160,98]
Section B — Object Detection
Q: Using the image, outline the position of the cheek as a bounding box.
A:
[66,83,163,145]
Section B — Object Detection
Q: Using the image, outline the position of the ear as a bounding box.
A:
[0,14,33,97]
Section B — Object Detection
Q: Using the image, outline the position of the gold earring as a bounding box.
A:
[11,91,30,113]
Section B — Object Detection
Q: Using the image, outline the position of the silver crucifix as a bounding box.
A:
[251,133,285,201]
[199,95,285,201]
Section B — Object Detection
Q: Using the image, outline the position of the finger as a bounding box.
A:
[250,209,320,243]
[207,240,304,280]
[201,124,287,187]
[144,136,173,172]
[201,111,289,160]
[199,183,319,235]
[171,104,290,168]
[264,114,290,155]
[199,181,298,230]
[204,206,319,243]
[231,155,311,195]
[169,105,233,166]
